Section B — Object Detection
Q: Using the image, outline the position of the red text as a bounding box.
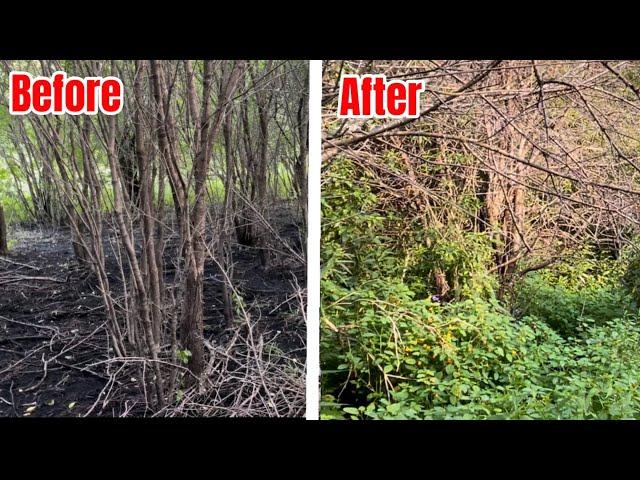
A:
[337,74,425,118]
[10,71,124,115]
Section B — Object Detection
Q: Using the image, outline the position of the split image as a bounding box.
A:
[4,58,640,421]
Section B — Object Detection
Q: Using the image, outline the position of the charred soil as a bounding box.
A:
[0,210,306,417]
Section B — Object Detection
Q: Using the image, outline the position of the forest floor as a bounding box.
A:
[0,211,306,417]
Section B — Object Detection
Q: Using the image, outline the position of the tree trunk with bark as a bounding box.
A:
[0,205,8,255]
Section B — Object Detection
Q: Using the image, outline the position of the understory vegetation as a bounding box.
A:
[321,60,640,419]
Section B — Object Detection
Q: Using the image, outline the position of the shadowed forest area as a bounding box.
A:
[321,60,640,419]
[0,60,308,417]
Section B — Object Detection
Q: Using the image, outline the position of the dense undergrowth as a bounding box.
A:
[321,157,640,419]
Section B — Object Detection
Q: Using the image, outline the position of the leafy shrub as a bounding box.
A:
[403,226,497,301]
[622,240,640,305]
[325,290,640,419]
[322,157,640,420]
[514,250,635,337]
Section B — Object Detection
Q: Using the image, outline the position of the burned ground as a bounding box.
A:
[0,209,306,417]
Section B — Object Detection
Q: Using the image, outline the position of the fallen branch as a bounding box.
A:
[0,275,67,286]
[0,256,41,271]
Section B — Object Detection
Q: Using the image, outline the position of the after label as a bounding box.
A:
[337,74,425,119]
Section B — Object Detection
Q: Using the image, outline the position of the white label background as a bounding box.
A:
[305,60,321,420]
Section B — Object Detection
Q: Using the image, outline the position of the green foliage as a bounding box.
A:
[275,162,296,200]
[514,249,635,337]
[0,159,31,222]
[622,240,640,305]
[177,349,192,365]
[324,285,640,419]
[205,177,226,203]
[322,156,496,301]
[321,156,640,420]
[403,226,497,301]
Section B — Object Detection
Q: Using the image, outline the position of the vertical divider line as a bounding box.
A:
[305,59,322,420]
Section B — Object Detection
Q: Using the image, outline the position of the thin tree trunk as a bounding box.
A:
[221,109,236,326]
[0,205,8,255]
[181,60,245,378]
